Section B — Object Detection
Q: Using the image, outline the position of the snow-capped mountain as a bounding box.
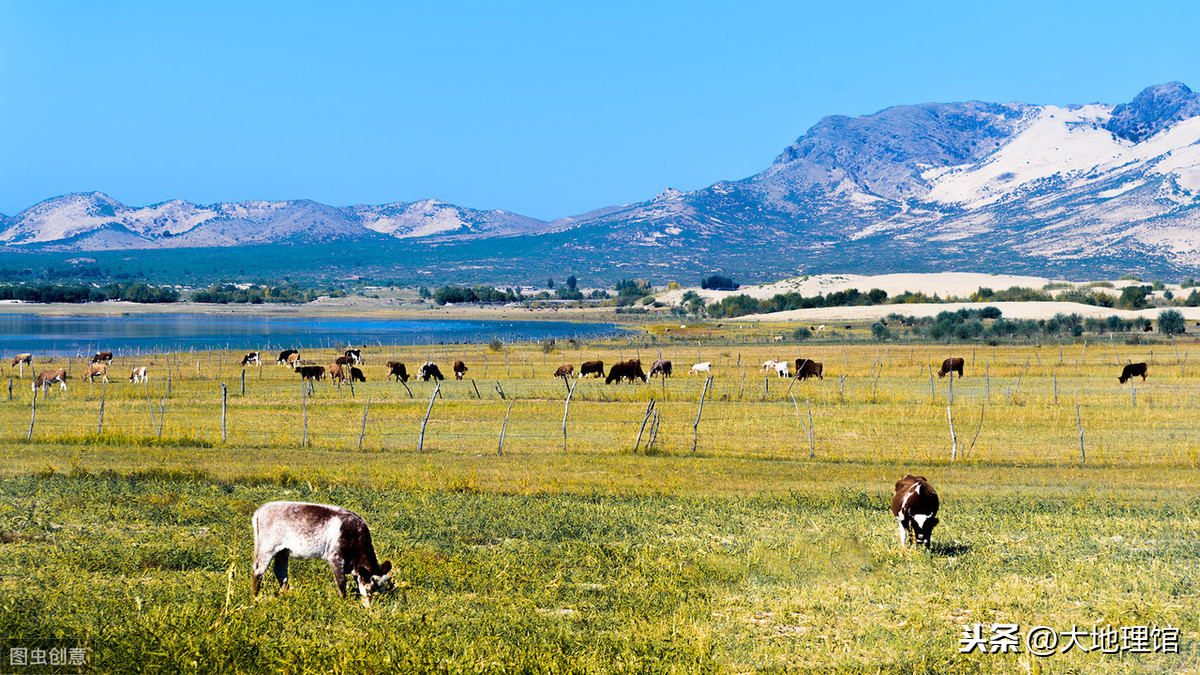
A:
[0,194,552,249]
[5,83,1200,278]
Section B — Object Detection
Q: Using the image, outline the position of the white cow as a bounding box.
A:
[773,361,790,378]
[689,361,712,375]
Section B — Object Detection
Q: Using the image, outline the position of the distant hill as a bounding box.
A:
[6,82,1200,282]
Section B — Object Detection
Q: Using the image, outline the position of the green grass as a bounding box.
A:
[0,335,1198,672]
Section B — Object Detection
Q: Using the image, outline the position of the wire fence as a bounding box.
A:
[1,339,1197,466]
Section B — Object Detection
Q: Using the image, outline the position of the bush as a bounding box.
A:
[700,275,738,291]
[1158,309,1187,335]
[793,326,812,341]
[870,322,891,340]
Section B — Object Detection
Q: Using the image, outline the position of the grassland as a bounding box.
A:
[0,326,1198,673]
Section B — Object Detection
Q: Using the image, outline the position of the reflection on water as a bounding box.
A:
[0,314,620,356]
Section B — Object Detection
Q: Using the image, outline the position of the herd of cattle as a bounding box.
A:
[9,350,1154,394]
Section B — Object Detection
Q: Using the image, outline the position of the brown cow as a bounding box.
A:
[579,360,605,378]
[385,361,409,382]
[794,358,823,380]
[605,359,647,384]
[10,353,32,378]
[891,475,940,549]
[328,362,347,384]
[334,355,352,367]
[33,369,69,392]
[553,364,574,379]
[91,351,114,364]
[648,360,672,378]
[937,357,965,378]
[1118,362,1148,384]
[453,360,468,380]
[86,363,109,383]
[286,353,302,369]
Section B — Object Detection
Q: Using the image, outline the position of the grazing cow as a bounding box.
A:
[553,364,574,379]
[328,362,347,384]
[579,360,605,378]
[418,362,444,381]
[297,365,325,381]
[129,366,148,383]
[937,357,965,379]
[277,349,299,366]
[385,361,410,383]
[760,359,778,372]
[688,362,712,375]
[772,360,790,378]
[606,359,647,384]
[648,360,672,378]
[86,363,109,383]
[1118,362,1148,384]
[891,475,940,549]
[794,358,823,380]
[241,352,261,367]
[91,351,114,364]
[10,353,32,377]
[33,369,69,392]
[345,348,362,365]
[334,355,352,367]
[349,366,366,382]
[771,335,784,342]
[453,360,468,380]
[286,353,302,369]
[251,501,393,607]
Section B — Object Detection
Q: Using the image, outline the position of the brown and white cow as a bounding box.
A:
[1118,362,1148,384]
[286,352,302,369]
[553,364,574,379]
[891,475,940,549]
[277,349,299,366]
[10,353,32,378]
[453,360,468,380]
[937,357,965,378]
[794,358,823,381]
[91,351,114,364]
[241,352,261,367]
[251,501,393,607]
[129,366,149,383]
[648,360,672,378]
[86,363,109,383]
[33,369,70,392]
[385,361,409,383]
[578,360,604,378]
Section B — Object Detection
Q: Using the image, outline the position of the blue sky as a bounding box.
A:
[2,1,1197,220]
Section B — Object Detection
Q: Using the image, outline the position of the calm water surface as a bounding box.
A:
[0,314,621,356]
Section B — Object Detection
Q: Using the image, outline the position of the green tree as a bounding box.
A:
[1158,309,1187,335]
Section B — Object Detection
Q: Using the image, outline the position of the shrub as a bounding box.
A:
[870,321,892,340]
[793,326,812,340]
[1158,309,1187,335]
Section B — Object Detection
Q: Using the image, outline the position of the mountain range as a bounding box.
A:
[6,82,1200,281]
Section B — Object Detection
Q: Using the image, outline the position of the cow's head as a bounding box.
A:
[352,560,393,607]
[901,513,939,548]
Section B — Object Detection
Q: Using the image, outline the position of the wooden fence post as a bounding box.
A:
[497,402,513,455]
[302,384,309,448]
[417,382,440,453]
[1076,404,1085,464]
[691,375,713,455]
[947,406,958,461]
[241,369,246,396]
[221,383,228,442]
[97,383,107,435]
[562,380,577,452]
[634,399,656,453]
[27,388,36,441]
[358,398,370,451]
[967,403,984,460]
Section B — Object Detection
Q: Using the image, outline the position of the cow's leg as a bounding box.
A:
[252,547,277,595]
[896,517,908,547]
[272,550,291,590]
[330,555,348,598]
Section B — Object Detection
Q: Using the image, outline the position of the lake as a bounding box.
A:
[0,314,622,357]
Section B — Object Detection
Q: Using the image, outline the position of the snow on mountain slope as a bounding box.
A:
[923,105,1200,208]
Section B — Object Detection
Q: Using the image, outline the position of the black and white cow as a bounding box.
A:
[891,474,940,549]
[251,501,393,607]
[345,349,363,365]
